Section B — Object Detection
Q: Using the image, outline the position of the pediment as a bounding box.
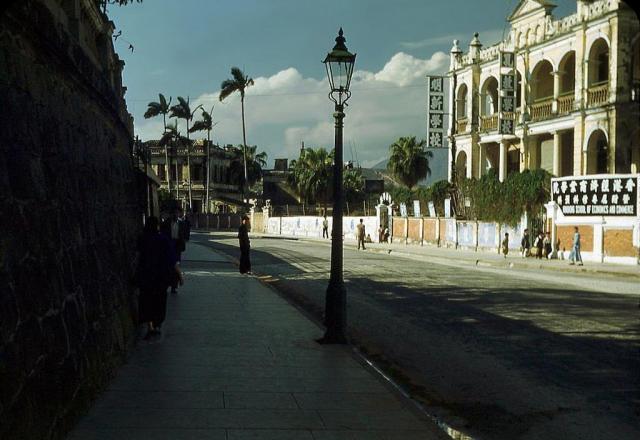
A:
[508,0,556,22]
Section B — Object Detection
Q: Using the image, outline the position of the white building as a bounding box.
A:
[447,0,639,263]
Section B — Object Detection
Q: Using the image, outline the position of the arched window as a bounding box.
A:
[558,51,576,94]
[456,84,468,118]
[456,151,468,179]
[531,60,554,101]
[588,38,609,86]
[586,130,609,174]
[480,77,499,116]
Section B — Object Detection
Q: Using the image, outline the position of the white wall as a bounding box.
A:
[265,216,379,242]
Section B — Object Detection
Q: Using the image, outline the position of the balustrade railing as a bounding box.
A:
[456,117,468,133]
[530,98,553,121]
[587,83,609,107]
[479,114,498,131]
[557,93,575,114]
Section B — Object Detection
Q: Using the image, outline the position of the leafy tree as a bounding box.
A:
[343,167,365,205]
[219,67,254,202]
[429,179,452,216]
[170,96,203,210]
[387,183,413,207]
[228,145,268,197]
[287,147,333,210]
[387,136,433,190]
[144,93,172,193]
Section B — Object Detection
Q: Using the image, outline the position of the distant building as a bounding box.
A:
[146,140,242,213]
[262,159,300,205]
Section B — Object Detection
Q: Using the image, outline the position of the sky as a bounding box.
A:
[110,0,576,171]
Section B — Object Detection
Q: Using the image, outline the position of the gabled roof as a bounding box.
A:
[508,0,556,22]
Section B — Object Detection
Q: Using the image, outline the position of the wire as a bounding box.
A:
[126,83,429,102]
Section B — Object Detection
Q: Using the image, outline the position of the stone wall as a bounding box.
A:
[0,1,141,439]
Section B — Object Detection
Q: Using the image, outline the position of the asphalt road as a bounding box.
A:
[192,232,639,440]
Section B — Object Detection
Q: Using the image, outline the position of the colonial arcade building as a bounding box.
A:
[447,0,640,263]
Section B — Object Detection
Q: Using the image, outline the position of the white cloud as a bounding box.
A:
[134,49,450,169]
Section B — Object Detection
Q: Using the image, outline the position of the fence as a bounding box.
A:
[390,216,526,252]
[191,213,242,230]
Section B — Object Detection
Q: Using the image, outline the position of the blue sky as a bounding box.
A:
[110,0,575,171]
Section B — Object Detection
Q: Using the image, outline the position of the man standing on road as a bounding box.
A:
[569,226,583,266]
[356,218,366,250]
[322,215,329,239]
[238,215,252,274]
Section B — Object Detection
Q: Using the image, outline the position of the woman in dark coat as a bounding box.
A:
[238,215,251,274]
[136,216,182,338]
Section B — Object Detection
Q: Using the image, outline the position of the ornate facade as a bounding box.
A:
[448,0,639,182]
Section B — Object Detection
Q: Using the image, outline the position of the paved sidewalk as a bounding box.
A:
[67,243,447,440]
[251,232,640,280]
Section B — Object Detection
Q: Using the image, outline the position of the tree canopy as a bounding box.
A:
[387,136,433,190]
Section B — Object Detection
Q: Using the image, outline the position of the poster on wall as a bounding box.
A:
[444,198,451,218]
[551,175,638,216]
[428,201,436,218]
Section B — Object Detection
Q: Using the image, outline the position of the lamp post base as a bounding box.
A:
[317,277,348,344]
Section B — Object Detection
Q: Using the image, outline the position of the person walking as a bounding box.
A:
[534,230,544,259]
[322,215,329,239]
[543,232,552,259]
[238,214,252,274]
[135,216,183,339]
[356,218,366,250]
[501,232,509,258]
[168,212,182,294]
[521,228,531,258]
[161,217,181,294]
[178,208,191,247]
[568,226,583,266]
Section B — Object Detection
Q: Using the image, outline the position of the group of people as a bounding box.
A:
[501,226,583,265]
[134,208,191,339]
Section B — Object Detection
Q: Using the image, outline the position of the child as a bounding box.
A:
[501,233,509,258]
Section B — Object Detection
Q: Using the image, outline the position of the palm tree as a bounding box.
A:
[170,96,203,210]
[144,94,172,193]
[159,120,189,199]
[189,106,216,213]
[387,136,433,190]
[219,67,254,205]
[287,147,333,212]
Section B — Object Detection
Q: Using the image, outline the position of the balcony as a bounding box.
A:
[530,98,553,121]
[479,114,498,132]
[587,82,609,107]
[456,117,468,134]
[557,92,575,114]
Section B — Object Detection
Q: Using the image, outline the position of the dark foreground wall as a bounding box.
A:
[0,1,141,438]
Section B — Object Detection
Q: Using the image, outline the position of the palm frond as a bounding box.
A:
[143,102,161,119]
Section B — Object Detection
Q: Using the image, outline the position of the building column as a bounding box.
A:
[552,70,561,113]
[499,140,508,182]
[553,131,562,176]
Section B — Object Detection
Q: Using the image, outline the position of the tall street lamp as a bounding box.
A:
[318,28,356,344]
